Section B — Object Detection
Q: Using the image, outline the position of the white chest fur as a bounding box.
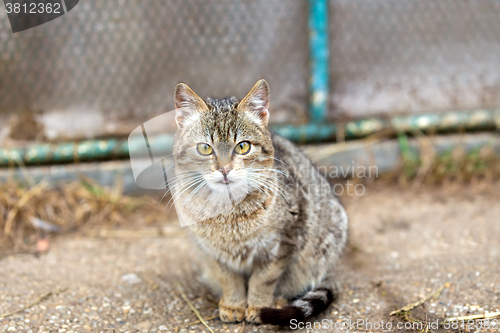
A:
[193,223,279,273]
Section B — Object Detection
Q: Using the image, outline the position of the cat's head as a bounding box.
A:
[171,80,275,214]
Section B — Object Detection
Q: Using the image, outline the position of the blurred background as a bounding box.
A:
[1,1,499,332]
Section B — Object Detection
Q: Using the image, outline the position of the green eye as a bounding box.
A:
[197,143,213,156]
[234,141,251,155]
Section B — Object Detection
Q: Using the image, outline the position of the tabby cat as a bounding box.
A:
[171,79,348,325]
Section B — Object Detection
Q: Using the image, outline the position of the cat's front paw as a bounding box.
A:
[219,303,245,323]
[245,306,262,324]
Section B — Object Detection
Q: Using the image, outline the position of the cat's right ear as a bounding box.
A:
[238,79,270,126]
[174,83,208,128]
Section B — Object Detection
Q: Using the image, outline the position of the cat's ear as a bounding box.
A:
[238,79,270,126]
[174,83,208,128]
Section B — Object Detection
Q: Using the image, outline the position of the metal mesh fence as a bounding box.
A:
[1,0,500,141]
[329,0,500,119]
[0,0,309,140]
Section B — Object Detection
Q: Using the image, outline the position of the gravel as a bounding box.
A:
[1,183,499,332]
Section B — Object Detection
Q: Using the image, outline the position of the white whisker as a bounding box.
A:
[159,173,204,203]
[248,176,289,204]
[163,176,205,208]
[181,180,208,210]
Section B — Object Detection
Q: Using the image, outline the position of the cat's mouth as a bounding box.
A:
[211,172,242,186]
[215,175,238,185]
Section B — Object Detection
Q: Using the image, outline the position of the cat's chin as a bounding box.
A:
[207,180,249,203]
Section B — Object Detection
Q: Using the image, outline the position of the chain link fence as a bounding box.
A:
[329,0,500,119]
[1,0,500,141]
[0,0,309,141]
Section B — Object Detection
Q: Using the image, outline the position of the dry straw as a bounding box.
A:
[0,176,169,256]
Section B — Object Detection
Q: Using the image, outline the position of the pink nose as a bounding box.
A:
[219,167,231,177]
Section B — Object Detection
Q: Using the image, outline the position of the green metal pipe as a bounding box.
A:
[0,109,498,167]
[2,133,498,194]
[273,109,499,142]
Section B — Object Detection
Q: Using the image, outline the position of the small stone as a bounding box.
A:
[121,273,142,285]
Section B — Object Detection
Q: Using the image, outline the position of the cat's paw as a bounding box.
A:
[245,306,262,324]
[219,303,245,323]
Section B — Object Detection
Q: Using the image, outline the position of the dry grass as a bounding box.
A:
[396,133,500,188]
[0,177,170,256]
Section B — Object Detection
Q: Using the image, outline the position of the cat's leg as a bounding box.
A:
[194,244,246,322]
[245,260,286,323]
[208,262,247,323]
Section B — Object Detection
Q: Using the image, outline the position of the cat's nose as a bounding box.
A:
[219,166,232,176]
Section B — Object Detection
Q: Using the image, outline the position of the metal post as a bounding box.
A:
[308,0,330,122]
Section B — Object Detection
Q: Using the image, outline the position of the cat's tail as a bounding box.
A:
[259,286,337,326]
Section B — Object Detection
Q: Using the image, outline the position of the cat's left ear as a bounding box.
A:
[238,79,270,126]
[174,83,208,128]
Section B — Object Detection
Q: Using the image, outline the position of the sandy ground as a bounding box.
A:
[1,182,500,333]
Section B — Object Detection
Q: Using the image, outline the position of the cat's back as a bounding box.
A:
[271,133,328,189]
[270,132,347,241]
[271,133,311,172]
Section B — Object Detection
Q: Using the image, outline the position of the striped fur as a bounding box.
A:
[172,80,348,325]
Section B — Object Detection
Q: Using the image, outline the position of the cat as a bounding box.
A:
[171,79,348,325]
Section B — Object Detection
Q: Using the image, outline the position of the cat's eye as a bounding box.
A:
[197,143,213,156]
[234,141,251,155]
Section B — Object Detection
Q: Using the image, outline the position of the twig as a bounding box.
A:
[176,284,215,333]
[399,310,425,324]
[239,320,245,333]
[445,311,500,322]
[391,283,447,316]
[178,315,218,328]
[0,288,67,319]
